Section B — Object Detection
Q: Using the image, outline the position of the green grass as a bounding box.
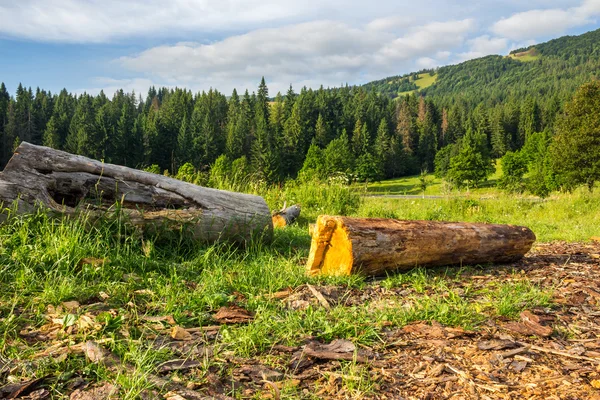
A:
[414,72,437,89]
[397,73,438,96]
[0,176,596,397]
[366,163,503,197]
[509,48,540,62]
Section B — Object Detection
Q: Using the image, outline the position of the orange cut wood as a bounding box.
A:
[306,216,536,277]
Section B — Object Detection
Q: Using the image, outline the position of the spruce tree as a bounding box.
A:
[66,94,99,158]
[3,101,17,164]
[323,129,354,179]
[373,118,392,178]
[177,112,192,167]
[225,89,244,159]
[282,101,303,177]
[314,113,329,147]
[352,119,369,156]
[298,141,325,181]
[251,78,280,183]
[283,85,296,122]
[0,83,10,166]
[42,115,61,149]
[550,81,600,191]
[446,128,494,189]
[396,100,417,155]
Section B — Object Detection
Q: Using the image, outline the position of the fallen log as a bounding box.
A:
[306,216,536,276]
[272,203,301,228]
[0,142,273,243]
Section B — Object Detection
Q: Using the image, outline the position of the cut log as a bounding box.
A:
[306,215,536,276]
[0,142,273,243]
[272,203,301,228]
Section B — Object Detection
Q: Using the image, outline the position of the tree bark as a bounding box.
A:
[306,215,536,277]
[0,142,273,243]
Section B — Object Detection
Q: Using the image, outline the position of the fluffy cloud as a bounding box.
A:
[366,15,415,32]
[492,0,600,40]
[457,35,509,60]
[75,77,164,97]
[117,19,474,93]
[0,0,331,43]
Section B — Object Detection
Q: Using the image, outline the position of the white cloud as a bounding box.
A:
[366,15,415,32]
[0,0,330,43]
[75,77,165,97]
[457,35,509,60]
[376,19,474,61]
[491,0,600,40]
[116,19,474,94]
[416,57,438,69]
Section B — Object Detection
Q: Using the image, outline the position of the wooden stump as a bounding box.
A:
[272,204,301,228]
[307,215,536,276]
[0,142,273,243]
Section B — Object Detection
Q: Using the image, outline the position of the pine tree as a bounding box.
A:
[417,101,437,172]
[298,141,325,181]
[270,92,285,147]
[51,89,75,149]
[116,94,138,166]
[518,96,541,145]
[373,118,392,178]
[42,115,61,149]
[440,108,449,147]
[240,90,255,157]
[251,78,280,182]
[447,128,494,189]
[177,112,192,167]
[282,101,303,177]
[225,89,244,159]
[314,113,329,147]
[323,129,354,178]
[283,85,296,122]
[3,101,17,164]
[0,83,10,166]
[490,108,508,158]
[550,81,600,191]
[66,94,99,158]
[396,100,417,154]
[352,119,369,156]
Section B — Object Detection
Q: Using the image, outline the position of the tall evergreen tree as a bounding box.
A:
[225,89,244,159]
[66,94,99,158]
[0,83,10,166]
[550,81,600,191]
[251,78,280,182]
[314,113,329,148]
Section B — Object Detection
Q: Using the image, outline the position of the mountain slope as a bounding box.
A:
[363,28,600,105]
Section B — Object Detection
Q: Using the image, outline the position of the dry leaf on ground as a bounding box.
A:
[214,305,253,324]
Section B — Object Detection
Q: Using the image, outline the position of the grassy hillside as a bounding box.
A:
[508,47,540,62]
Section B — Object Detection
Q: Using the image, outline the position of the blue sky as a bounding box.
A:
[1,0,599,97]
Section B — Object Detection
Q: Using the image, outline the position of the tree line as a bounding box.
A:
[0,75,578,184]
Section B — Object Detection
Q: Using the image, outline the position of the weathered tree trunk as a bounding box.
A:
[306,215,536,276]
[0,142,273,243]
[272,204,301,228]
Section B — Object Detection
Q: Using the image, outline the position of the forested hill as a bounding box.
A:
[363,28,600,105]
